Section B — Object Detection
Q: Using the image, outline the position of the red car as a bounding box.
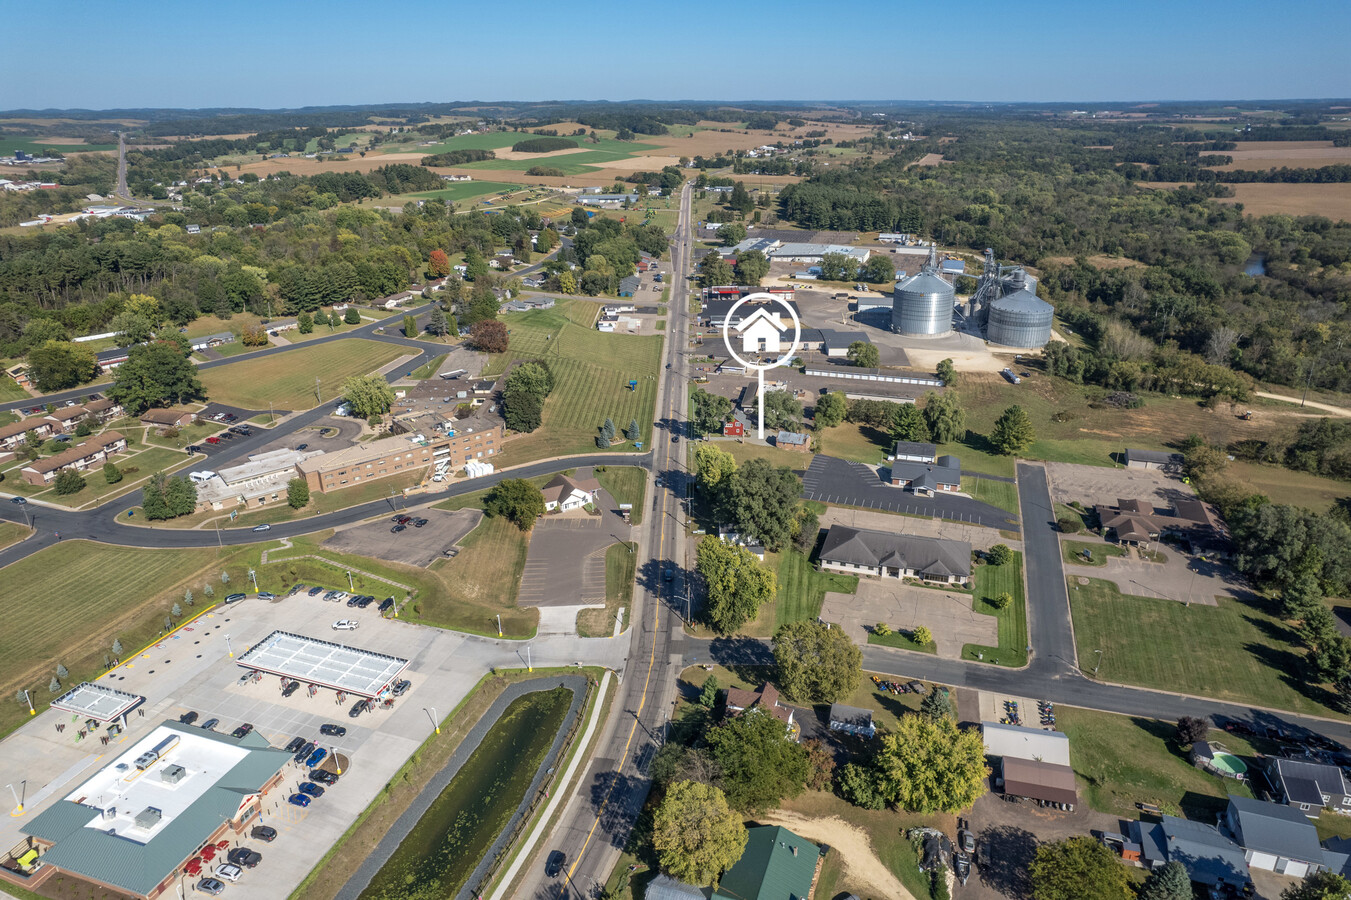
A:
[206,436,221,444]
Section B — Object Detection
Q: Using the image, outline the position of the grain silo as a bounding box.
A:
[986,288,1054,348]
[892,244,955,339]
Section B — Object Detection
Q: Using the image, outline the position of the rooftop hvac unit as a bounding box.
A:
[133,807,163,829]
[102,806,117,821]
[161,764,186,785]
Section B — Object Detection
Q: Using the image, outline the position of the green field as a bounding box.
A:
[1062,539,1126,567]
[0,375,28,401]
[594,466,646,525]
[459,138,661,175]
[0,138,115,155]
[1058,707,1252,819]
[404,133,523,154]
[414,516,533,635]
[734,545,858,638]
[410,181,529,204]
[963,552,1028,666]
[198,340,407,410]
[1069,576,1340,716]
[485,302,662,466]
[967,476,1021,516]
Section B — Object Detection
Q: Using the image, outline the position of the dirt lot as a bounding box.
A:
[322,508,483,567]
[1042,461,1195,510]
[754,809,916,900]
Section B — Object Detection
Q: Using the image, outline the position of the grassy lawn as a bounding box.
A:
[198,339,407,410]
[0,138,115,154]
[209,339,266,358]
[963,552,1028,666]
[1057,706,1253,820]
[0,521,33,550]
[817,422,889,464]
[732,545,858,638]
[0,375,28,401]
[579,541,637,638]
[1062,539,1126,567]
[968,476,1021,516]
[409,181,531,205]
[594,465,646,525]
[722,440,811,469]
[1069,576,1341,716]
[1225,459,1349,513]
[480,303,662,466]
[142,420,224,450]
[5,445,192,507]
[412,516,534,636]
[409,354,448,379]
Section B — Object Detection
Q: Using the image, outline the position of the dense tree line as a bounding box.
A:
[419,149,495,166]
[511,137,576,154]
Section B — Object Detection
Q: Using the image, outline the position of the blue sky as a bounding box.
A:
[4,0,1347,109]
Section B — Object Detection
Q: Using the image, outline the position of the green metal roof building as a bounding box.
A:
[20,721,291,899]
[712,825,820,900]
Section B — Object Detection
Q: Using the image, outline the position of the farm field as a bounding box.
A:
[0,137,115,155]
[461,147,661,176]
[1068,576,1341,718]
[483,301,662,466]
[1208,140,1351,170]
[408,180,529,204]
[1222,183,1351,221]
[1224,459,1348,512]
[197,339,407,410]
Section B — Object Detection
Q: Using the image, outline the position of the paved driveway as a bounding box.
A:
[821,579,996,659]
[803,456,1019,531]
[518,502,630,608]
[1086,548,1243,607]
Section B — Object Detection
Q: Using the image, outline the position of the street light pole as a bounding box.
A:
[496,614,502,638]
[1093,649,1103,677]
[225,634,233,659]
[527,644,533,673]
[7,781,23,814]
[24,690,34,716]
[423,707,440,735]
[248,568,257,592]
[347,571,354,591]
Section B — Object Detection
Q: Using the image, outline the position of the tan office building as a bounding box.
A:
[296,425,501,493]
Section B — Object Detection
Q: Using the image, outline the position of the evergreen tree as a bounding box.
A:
[626,419,640,441]
[990,405,1036,455]
[55,663,69,679]
[172,602,182,617]
[426,305,448,336]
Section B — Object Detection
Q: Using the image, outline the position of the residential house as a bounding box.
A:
[890,454,961,495]
[189,332,235,352]
[1125,448,1184,472]
[819,525,972,585]
[21,432,127,485]
[618,276,641,297]
[139,408,197,432]
[644,876,705,900]
[541,473,601,512]
[1128,815,1251,890]
[710,825,819,900]
[724,683,795,732]
[722,416,745,438]
[4,363,33,390]
[828,703,876,738]
[0,416,56,450]
[774,430,809,452]
[1267,757,1351,816]
[1224,796,1326,878]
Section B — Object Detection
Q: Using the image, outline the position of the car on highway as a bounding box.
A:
[308,586,325,597]
[251,825,277,843]
[231,723,253,738]
[306,747,328,768]
[179,711,199,725]
[201,718,219,731]
[319,723,346,737]
[252,524,271,532]
[282,682,300,698]
[663,568,674,582]
[310,769,339,785]
[227,848,261,868]
[214,863,242,883]
[224,593,247,603]
[294,741,315,763]
[333,619,358,631]
[298,781,325,798]
[287,793,311,808]
[672,434,680,442]
[545,850,566,878]
[285,736,306,753]
[195,877,225,895]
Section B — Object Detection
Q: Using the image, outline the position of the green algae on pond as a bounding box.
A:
[357,687,571,900]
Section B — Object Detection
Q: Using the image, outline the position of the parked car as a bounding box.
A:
[296,443,308,451]
[907,681,928,695]
[307,586,324,597]
[306,747,328,768]
[310,769,339,785]
[545,850,566,878]
[256,591,276,600]
[391,679,411,697]
[285,736,306,753]
[391,523,406,533]
[179,711,199,725]
[195,878,225,895]
[282,682,300,698]
[231,723,253,738]
[287,794,311,808]
[378,598,395,613]
[332,620,358,631]
[413,518,428,528]
[10,497,26,504]
[349,699,370,718]
[954,853,971,885]
[201,718,219,731]
[185,445,202,453]
[319,723,346,737]
[395,515,412,525]
[227,848,261,868]
[251,524,271,532]
[331,591,348,602]
[250,825,277,843]
[298,782,325,798]
[356,596,374,608]
[346,595,361,607]
[224,593,247,604]
[206,436,221,444]
[214,863,242,883]
[294,741,315,763]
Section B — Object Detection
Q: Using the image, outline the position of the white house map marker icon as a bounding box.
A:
[720,292,802,440]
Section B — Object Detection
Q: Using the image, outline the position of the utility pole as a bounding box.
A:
[315,376,322,405]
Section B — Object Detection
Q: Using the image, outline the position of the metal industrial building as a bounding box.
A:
[892,246,956,336]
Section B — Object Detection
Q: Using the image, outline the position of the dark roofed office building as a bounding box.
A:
[819,524,971,585]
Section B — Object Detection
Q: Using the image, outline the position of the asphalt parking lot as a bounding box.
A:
[323,508,483,567]
[0,589,626,900]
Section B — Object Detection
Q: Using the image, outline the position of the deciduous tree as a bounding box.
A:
[340,375,396,420]
[706,707,810,812]
[102,461,122,484]
[728,459,802,552]
[874,714,989,813]
[652,781,748,886]
[1029,837,1132,900]
[288,477,310,509]
[1280,871,1351,899]
[847,341,879,369]
[773,620,861,703]
[936,358,957,386]
[921,391,966,444]
[53,469,86,495]
[694,444,738,496]
[893,403,929,442]
[733,249,769,286]
[814,391,846,429]
[484,479,545,531]
[761,390,801,432]
[1175,716,1209,746]
[107,342,205,414]
[27,340,100,392]
[697,538,776,633]
[428,249,451,278]
[469,319,508,353]
[691,388,734,436]
[403,314,419,338]
[986,544,1014,567]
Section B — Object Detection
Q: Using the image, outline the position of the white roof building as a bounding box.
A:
[982,721,1072,767]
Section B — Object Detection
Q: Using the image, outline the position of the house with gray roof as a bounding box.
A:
[20,721,291,898]
[889,454,961,495]
[819,524,971,585]
[1128,815,1251,889]
[1267,756,1351,816]
[1224,796,1326,878]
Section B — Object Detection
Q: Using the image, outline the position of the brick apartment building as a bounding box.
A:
[296,425,502,493]
[21,431,127,485]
